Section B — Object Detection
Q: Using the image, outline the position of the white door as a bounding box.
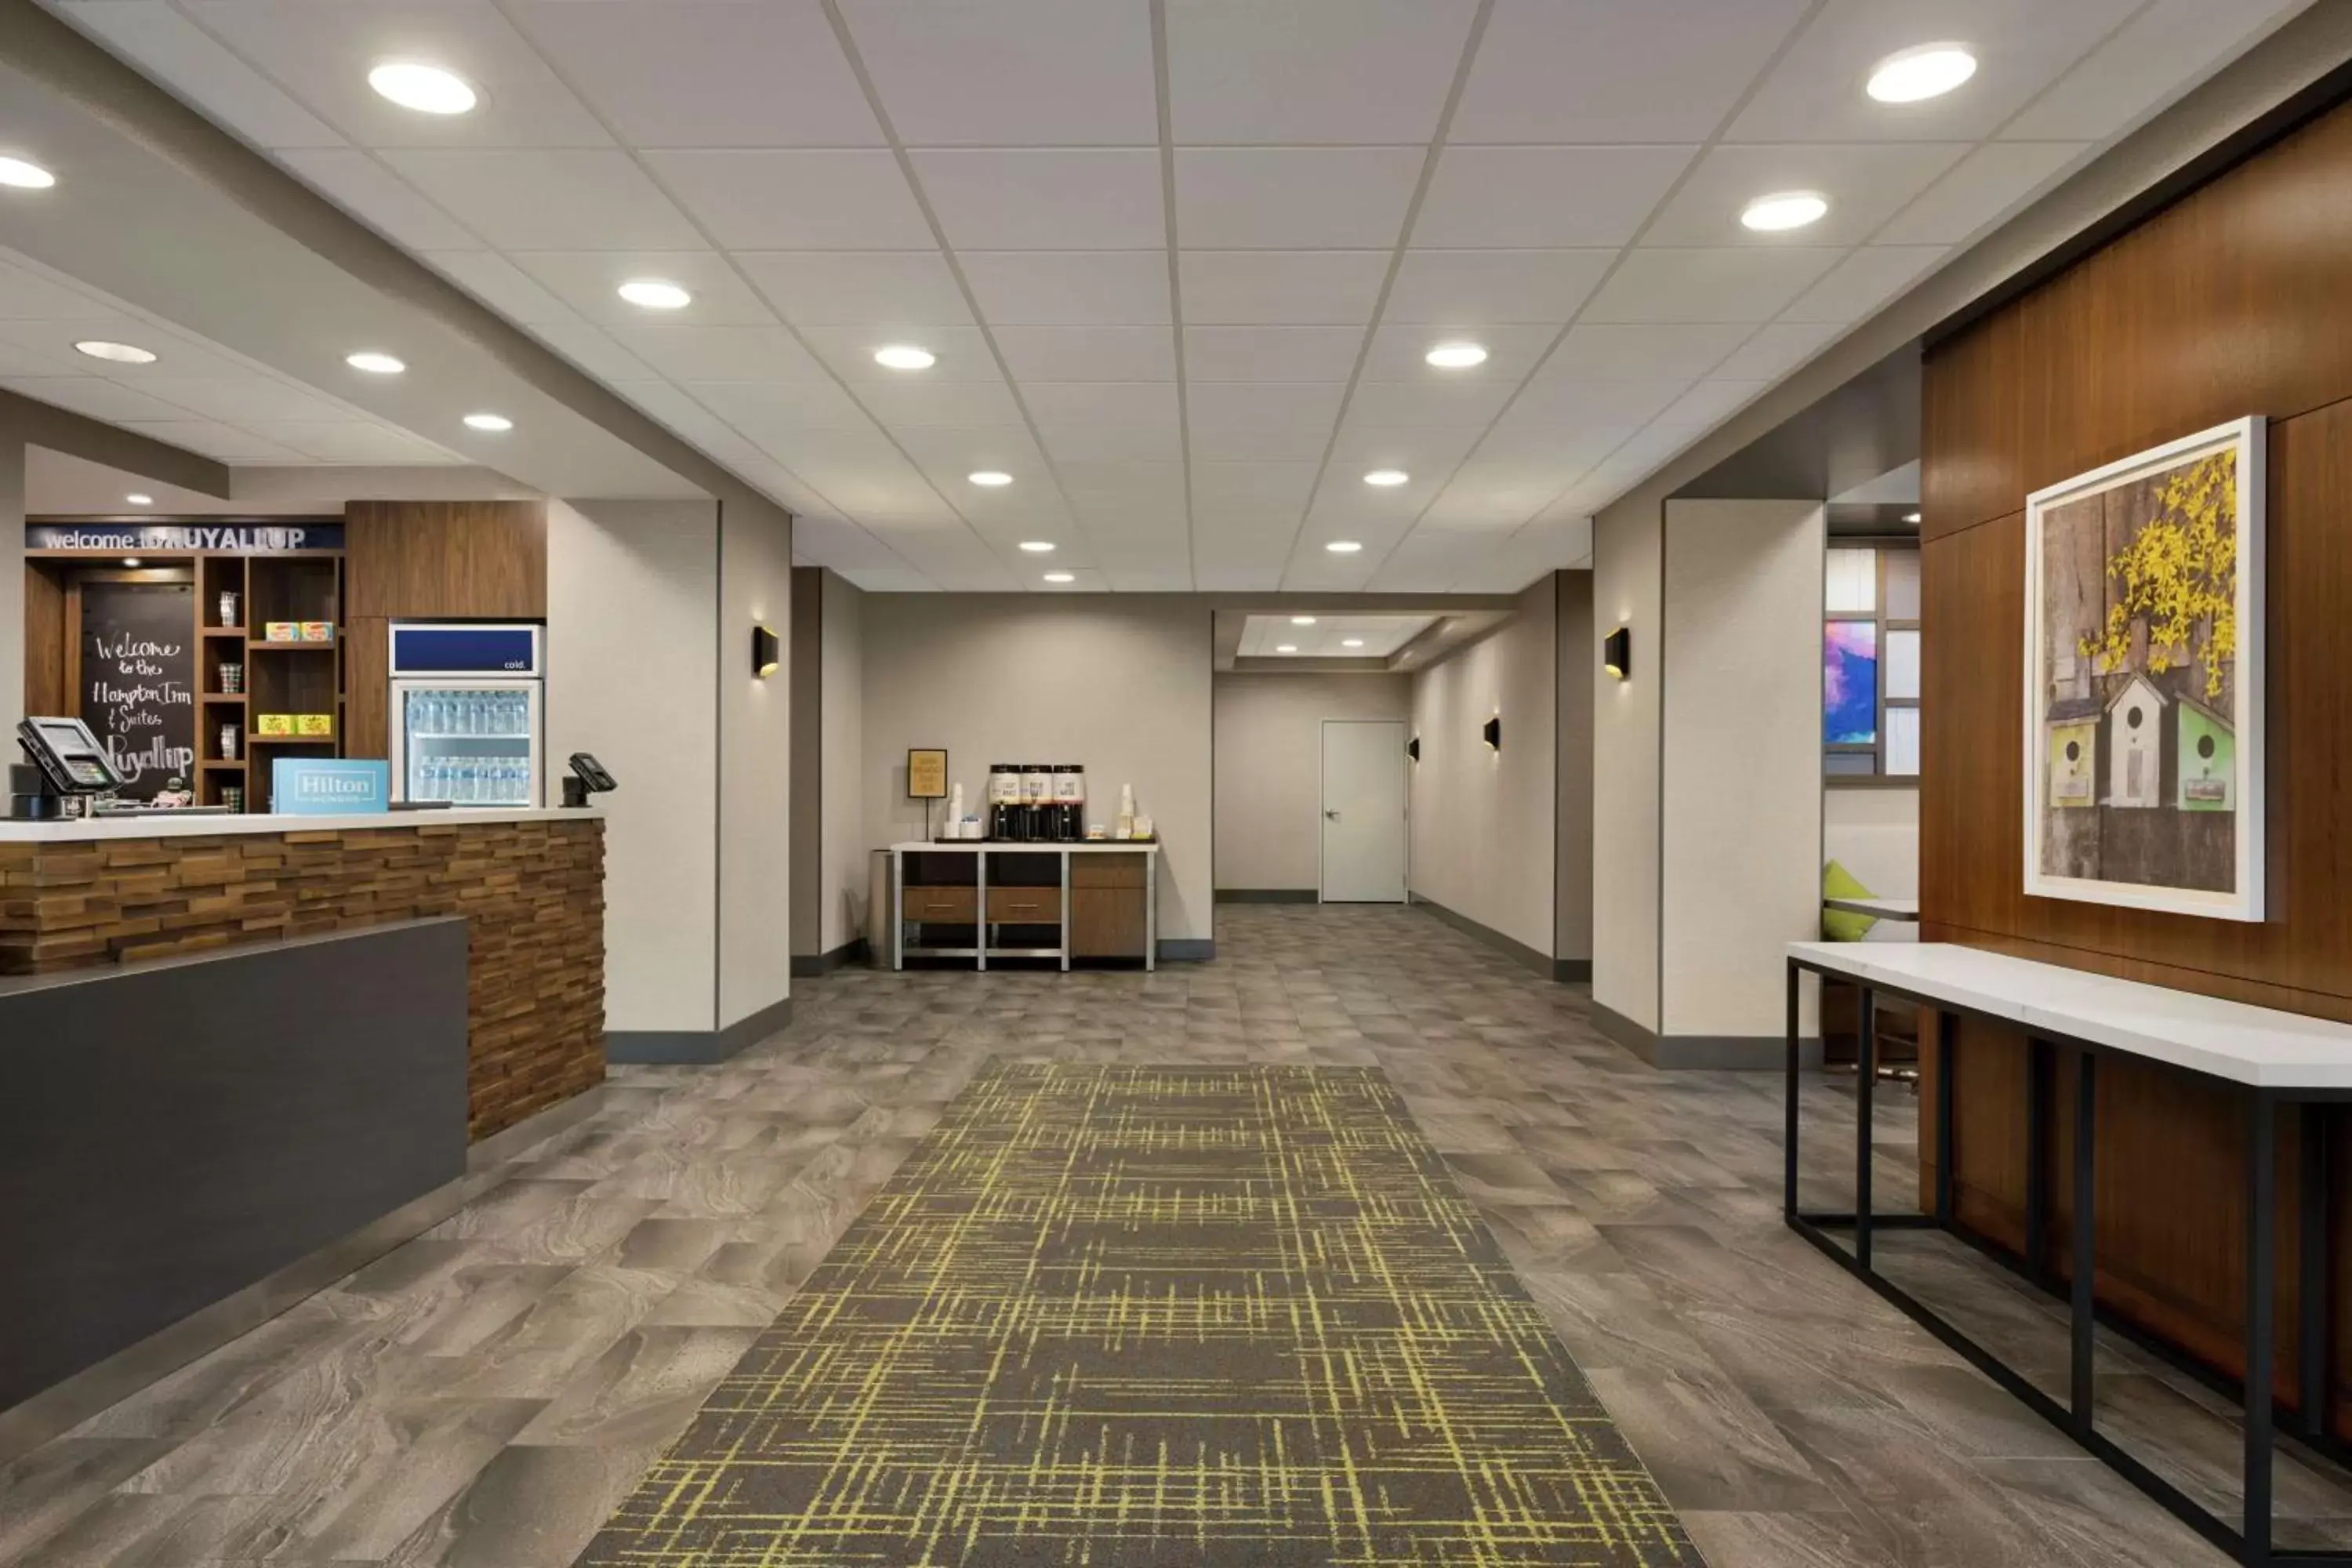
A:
[1320,720,1407,903]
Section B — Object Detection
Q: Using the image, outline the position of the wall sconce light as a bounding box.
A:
[1406,736,1421,763]
[751,623,779,677]
[1482,715,1502,751]
[1603,626,1632,681]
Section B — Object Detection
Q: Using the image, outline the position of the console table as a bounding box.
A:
[887,843,1159,971]
[1786,940,2352,1568]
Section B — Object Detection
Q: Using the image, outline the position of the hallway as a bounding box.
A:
[1,907,2219,1566]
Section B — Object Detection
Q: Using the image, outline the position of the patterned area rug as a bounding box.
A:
[574,1062,1702,1566]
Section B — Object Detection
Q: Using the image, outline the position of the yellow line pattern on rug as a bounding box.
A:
[574,1061,1704,1566]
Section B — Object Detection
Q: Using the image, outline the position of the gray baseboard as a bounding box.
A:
[1214,888,1318,904]
[1592,1000,1820,1071]
[1552,958,1593,983]
[1157,938,1215,961]
[791,939,868,978]
[1408,893,1554,978]
[607,994,795,1065]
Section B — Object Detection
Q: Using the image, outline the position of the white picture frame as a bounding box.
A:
[2021,416,2264,922]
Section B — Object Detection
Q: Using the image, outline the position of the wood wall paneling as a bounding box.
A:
[345,617,390,760]
[345,501,547,621]
[22,563,65,715]
[1922,93,2352,1440]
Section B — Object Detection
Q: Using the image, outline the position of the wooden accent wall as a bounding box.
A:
[21,563,64,715]
[0,819,603,1142]
[1921,95,2352,1421]
[343,500,548,759]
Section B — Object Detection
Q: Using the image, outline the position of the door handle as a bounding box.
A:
[1323,809,1340,819]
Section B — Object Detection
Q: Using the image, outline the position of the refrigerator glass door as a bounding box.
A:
[395,681,542,804]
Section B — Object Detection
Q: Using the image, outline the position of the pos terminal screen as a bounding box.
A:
[20,717,125,793]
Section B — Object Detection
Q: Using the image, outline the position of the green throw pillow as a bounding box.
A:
[1822,859,1878,942]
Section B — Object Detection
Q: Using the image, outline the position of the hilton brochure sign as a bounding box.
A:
[272,758,389,815]
[27,521,345,554]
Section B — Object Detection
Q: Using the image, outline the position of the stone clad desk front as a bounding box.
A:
[0,808,604,1142]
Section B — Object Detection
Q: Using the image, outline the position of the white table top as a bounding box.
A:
[0,806,600,843]
[1789,940,2352,1090]
[1823,895,1919,920]
[891,840,1160,855]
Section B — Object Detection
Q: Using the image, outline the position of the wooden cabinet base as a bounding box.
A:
[1071,887,1147,959]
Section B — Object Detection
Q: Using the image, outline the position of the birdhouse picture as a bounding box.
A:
[2104,673,2169,809]
[2176,694,2234,811]
[2024,416,2264,920]
[2044,698,2100,808]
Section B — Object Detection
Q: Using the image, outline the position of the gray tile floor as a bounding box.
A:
[0,905,2291,1566]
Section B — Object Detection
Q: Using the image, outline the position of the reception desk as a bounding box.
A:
[0,807,605,1142]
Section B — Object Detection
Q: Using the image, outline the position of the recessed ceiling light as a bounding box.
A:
[1343,638,1365,648]
[970,470,1014,487]
[1018,541,1056,554]
[463,412,513,432]
[618,278,691,310]
[1904,511,1922,524]
[874,345,936,371]
[1867,43,1977,104]
[1425,342,1488,369]
[76,339,156,365]
[368,61,478,116]
[1326,540,1363,554]
[1291,615,1316,626]
[125,494,152,506]
[122,556,143,567]
[1741,191,1829,232]
[1276,644,1298,654]
[0,155,56,190]
[1363,469,1409,487]
[345,350,405,374]
[1042,570,1076,584]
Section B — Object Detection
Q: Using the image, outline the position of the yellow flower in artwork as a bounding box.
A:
[2077,450,2238,700]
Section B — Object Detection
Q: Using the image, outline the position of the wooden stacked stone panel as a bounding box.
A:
[0,820,604,1142]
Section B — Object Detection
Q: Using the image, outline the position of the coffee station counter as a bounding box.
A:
[884,840,1159,971]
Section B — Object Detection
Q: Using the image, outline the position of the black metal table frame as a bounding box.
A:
[1784,954,2352,1568]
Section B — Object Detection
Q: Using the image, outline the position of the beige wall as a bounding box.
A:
[789,569,822,960]
[1213,671,1410,893]
[1407,579,1556,955]
[1592,501,1663,1031]
[860,594,1213,945]
[717,503,793,1029]
[1554,570,1594,967]
[1,439,21,740]
[818,570,865,950]
[1825,783,1919,901]
[1659,499,1824,1039]
[546,499,719,1034]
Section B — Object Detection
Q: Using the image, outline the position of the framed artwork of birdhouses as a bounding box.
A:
[2023,417,2264,920]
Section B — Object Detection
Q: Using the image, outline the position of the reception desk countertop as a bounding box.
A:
[0,806,598,842]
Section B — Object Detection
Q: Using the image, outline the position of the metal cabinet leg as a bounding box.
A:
[2071,1047,2097,1431]
[2027,1037,2053,1279]
[2247,1091,2278,1568]
[1857,987,1875,1272]
[1936,1010,1958,1227]
[1784,960,1800,1222]
[2300,1105,2331,1443]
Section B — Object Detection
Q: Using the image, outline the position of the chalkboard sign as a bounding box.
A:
[79,582,196,800]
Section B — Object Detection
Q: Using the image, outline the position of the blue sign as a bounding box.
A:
[272,758,390,815]
[389,623,541,676]
[27,521,343,553]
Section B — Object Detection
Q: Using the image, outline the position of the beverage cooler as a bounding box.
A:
[388,622,545,806]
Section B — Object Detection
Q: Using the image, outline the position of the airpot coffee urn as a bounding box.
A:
[986,762,1086,840]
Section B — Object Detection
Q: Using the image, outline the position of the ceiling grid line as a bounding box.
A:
[1460,0,2164,567]
[1356,0,1831,592]
[1262,0,1497,587]
[1149,0,1196,592]
[813,0,1121,592]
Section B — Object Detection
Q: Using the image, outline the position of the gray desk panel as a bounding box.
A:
[0,919,468,1411]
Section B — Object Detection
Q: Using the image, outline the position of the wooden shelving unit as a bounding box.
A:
[194,547,347,811]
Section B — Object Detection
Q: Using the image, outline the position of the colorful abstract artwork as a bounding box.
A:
[1824,621,1878,744]
[2024,417,2264,921]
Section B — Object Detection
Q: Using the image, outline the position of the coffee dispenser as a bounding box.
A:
[1052,764,1086,841]
[986,764,1021,840]
[1021,764,1053,840]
